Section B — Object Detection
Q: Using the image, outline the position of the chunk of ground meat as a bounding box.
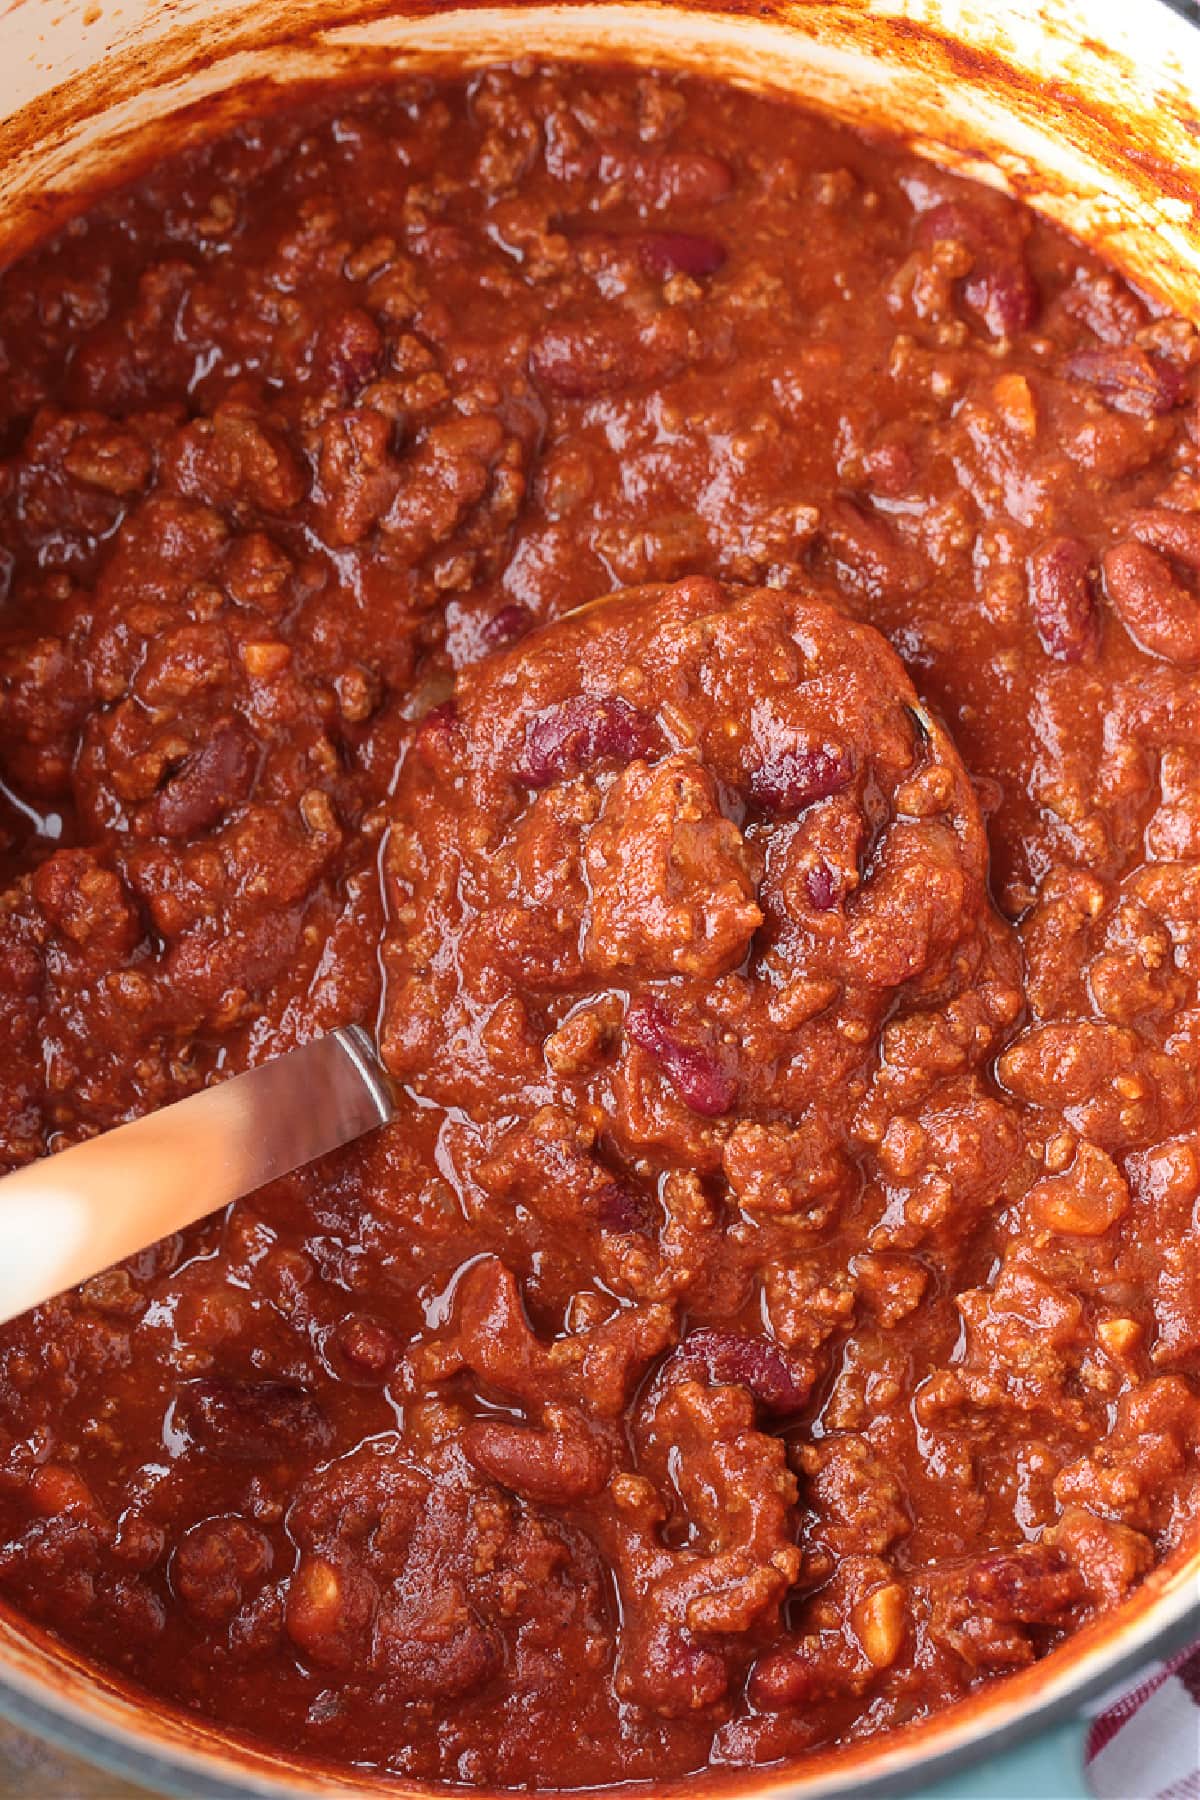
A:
[415,1255,677,1420]
[285,1437,609,1697]
[171,1516,273,1625]
[611,1380,801,1715]
[722,1116,854,1225]
[998,1020,1194,1149]
[798,1436,911,1558]
[1054,1377,1200,1530]
[583,754,763,979]
[1047,1507,1155,1607]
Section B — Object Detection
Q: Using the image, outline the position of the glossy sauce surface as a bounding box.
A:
[0,64,1197,1790]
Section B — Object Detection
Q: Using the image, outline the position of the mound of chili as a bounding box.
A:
[0,63,1196,1790]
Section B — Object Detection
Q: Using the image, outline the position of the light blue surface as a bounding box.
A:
[908,1716,1093,1800]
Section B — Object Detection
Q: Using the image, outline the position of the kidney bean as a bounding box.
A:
[918,201,1006,255]
[588,1179,657,1235]
[1027,535,1098,663]
[414,699,463,771]
[804,861,841,911]
[315,306,384,394]
[1062,274,1150,346]
[637,232,726,279]
[482,601,533,648]
[1128,507,1200,569]
[653,151,733,208]
[461,1418,610,1502]
[173,1379,332,1461]
[748,1647,822,1709]
[747,743,852,815]
[329,1315,400,1383]
[917,201,1038,338]
[968,261,1039,339]
[966,1545,1080,1622]
[142,715,257,838]
[1064,346,1186,416]
[624,995,735,1117]
[601,145,733,211]
[516,694,659,787]
[1104,540,1200,666]
[663,1327,814,1415]
[530,308,691,398]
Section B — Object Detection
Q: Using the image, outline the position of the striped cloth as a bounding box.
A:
[1085,1645,1200,1799]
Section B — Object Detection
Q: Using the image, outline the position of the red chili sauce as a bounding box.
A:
[0,64,1196,1790]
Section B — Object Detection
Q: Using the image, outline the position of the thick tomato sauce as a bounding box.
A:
[0,63,1197,1789]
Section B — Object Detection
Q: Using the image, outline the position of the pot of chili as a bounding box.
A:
[0,2,1196,1798]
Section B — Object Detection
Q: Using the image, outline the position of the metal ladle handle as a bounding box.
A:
[0,1026,394,1327]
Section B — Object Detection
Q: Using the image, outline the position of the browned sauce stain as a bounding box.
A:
[0,0,1195,289]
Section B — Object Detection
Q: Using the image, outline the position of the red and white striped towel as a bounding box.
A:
[1085,1645,1200,1799]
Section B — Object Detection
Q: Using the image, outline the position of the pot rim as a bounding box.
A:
[0,1542,1197,1798]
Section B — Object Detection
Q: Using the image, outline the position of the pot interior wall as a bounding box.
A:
[0,2,1198,305]
[0,1,1196,1796]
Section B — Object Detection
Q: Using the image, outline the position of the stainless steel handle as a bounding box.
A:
[0,1026,394,1326]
